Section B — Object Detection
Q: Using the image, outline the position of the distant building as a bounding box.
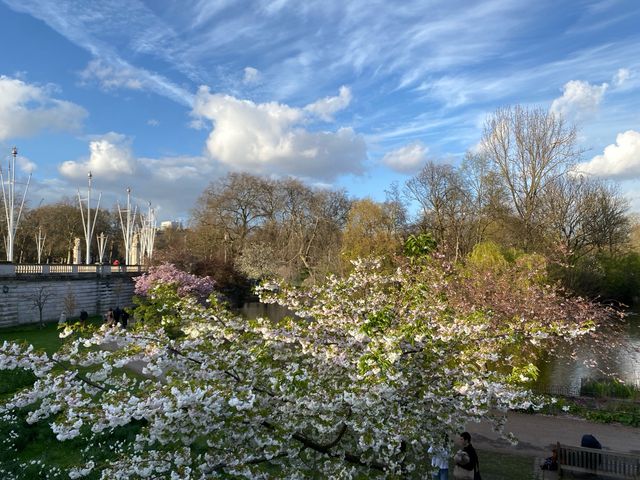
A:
[159,221,182,231]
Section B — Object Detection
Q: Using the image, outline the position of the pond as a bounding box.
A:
[536,310,640,393]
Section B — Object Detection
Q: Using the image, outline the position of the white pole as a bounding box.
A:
[97,232,108,264]
[0,147,31,262]
[118,187,137,265]
[35,226,46,264]
[78,171,102,265]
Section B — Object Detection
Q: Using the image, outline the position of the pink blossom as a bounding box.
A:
[134,263,215,301]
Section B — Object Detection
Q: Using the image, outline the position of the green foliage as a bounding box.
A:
[466,241,509,271]
[403,233,437,260]
[555,251,640,305]
[580,378,640,400]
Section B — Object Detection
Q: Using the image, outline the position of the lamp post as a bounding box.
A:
[35,226,46,264]
[118,187,137,265]
[140,201,157,265]
[97,232,108,264]
[78,171,101,264]
[0,147,31,262]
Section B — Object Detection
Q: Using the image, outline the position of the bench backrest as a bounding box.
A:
[557,442,640,479]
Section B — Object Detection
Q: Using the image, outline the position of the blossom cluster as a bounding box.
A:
[133,263,215,301]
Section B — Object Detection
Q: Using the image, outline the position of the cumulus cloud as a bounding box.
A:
[381,141,428,173]
[55,133,222,219]
[304,86,352,121]
[243,67,260,85]
[575,130,640,179]
[59,133,137,180]
[191,86,365,181]
[0,76,86,141]
[613,68,630,87]
[147,119,160,127]
[550,79,608,121]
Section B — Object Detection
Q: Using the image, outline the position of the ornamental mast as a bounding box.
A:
[0,147,31,262]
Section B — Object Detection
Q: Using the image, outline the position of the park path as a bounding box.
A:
[466,411,640,456]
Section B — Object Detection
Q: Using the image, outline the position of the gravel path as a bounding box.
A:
[466,411,640,456]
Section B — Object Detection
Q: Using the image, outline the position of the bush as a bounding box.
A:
[580,378,639,400]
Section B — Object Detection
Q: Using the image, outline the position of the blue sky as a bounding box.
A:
[0,0,639,222]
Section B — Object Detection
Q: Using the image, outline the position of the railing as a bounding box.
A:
[557,443,640,479]
[0,264,147,276]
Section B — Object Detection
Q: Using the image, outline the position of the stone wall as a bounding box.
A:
[0,273,138,327]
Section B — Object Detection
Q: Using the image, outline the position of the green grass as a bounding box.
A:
[0,321,65,354]
[475,449,537,480]
[0,316,104,355]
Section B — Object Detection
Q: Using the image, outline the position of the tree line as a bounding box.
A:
[1,105,637,303]
[156,105,636,304]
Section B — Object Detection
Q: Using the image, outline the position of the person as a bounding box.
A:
[581,433,602,470]
[540,448,558,471]
[581,434,601,450]
[120,308,130,328]
[104,308,115,326]
[428,443,450,480]
[113,307,122,326]
[453,432,478,480]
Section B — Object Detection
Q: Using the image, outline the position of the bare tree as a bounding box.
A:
[541,176,630,261]
[28,285,53,327]
[405,161,473,260]
[481,105,581,249]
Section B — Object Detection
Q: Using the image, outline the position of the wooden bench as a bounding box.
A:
[557,442,640,479]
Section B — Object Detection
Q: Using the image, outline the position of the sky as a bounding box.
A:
[0,0,639,223]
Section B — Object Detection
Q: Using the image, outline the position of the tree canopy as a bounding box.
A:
[0,257,613,479]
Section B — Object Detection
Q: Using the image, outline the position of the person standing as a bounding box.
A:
[453,432,478,480]
[428,443,450,480]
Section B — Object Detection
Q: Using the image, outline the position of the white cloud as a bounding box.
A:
[79,59,143,90]
[381,141,428,173]
[304,86,352,121]
[575,130,640,179]
[59,133,137,180]
[17,155,37,173]
[147,119,160,127]
[550,79,608,121]
[0,76,86,141]
[192,86,365,181]
[78,58,194,107]
[54,133,223,219]
[243,67,260,85]
[613,68,630,87]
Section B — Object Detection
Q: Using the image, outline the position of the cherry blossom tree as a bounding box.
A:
[133,263,215,301]
[0,255,613,479]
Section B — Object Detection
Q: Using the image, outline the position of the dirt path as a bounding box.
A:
[466,411,640,457]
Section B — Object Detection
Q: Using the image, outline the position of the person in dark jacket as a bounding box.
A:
[453,432,478,479]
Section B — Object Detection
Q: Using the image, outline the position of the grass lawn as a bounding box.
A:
[0,316,104,355]
[476,449,538,479]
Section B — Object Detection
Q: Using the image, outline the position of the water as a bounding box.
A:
[537,310,640,392]
[240,302,297,323]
